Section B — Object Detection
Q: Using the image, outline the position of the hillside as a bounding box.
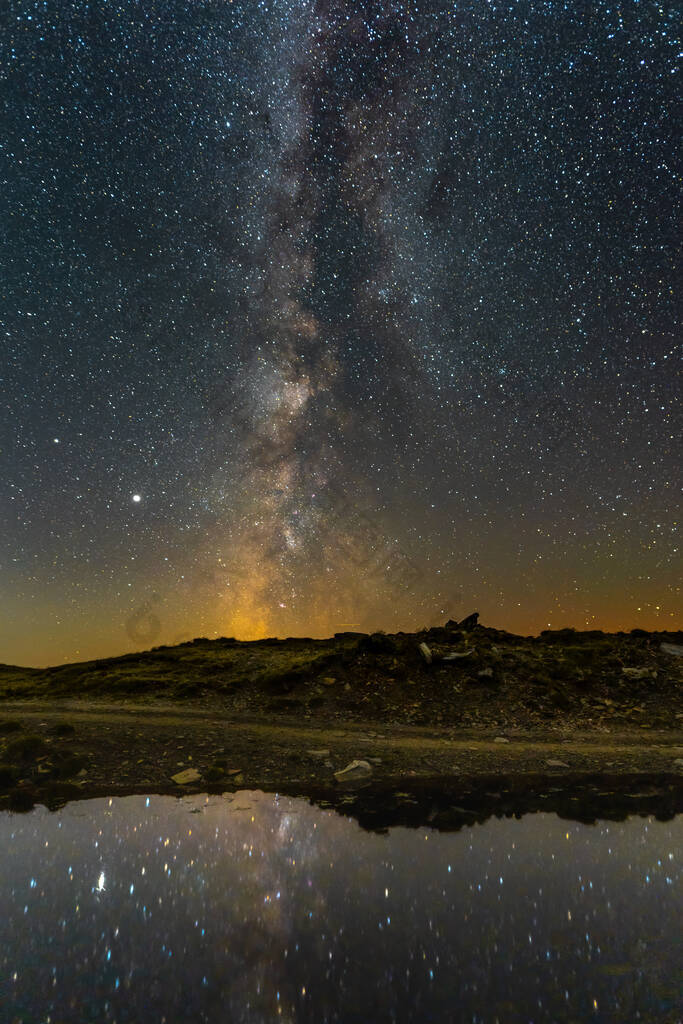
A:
[2,619,681,731]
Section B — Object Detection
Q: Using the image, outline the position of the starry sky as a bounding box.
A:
[1,0,680,666]
[2,794,681,1020]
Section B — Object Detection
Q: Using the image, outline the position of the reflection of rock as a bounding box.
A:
[660,642,683,657]
[171,768,201,785]
[334,760,373,784]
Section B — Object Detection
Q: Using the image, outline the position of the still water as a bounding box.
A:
[0,793,680,1024]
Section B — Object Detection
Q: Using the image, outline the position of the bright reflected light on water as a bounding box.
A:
[1,792,680,1023]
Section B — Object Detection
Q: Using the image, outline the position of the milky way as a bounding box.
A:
[1,1,679,664]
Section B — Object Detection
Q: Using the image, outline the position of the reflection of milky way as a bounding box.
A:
[1,794,681,1022]
[1,1,679,662]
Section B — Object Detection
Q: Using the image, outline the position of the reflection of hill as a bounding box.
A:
[293,771,682,834]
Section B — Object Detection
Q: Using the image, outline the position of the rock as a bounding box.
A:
[358,632,396,653]
[418,642,433,665]
[477,667,494,678]
[171,768,201,785]
[458,612,479,629]
[442,649,474,661]
[334,759,373,783]
[493,736,509,744]
[321,677,336,687]
[660,642,683,657]
[673,759,683,769]
[546,759,570,768]
[307,749,331,757]
[622,666,657,679]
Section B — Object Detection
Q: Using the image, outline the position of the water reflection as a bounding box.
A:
[1,793,680,1023]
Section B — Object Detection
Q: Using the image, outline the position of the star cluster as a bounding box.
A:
[1,0,679,664]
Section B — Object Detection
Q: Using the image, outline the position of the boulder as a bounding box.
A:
[458,612,479,629]
[358,632,396,653]
[418,642,433,664]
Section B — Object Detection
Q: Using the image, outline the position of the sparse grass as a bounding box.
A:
[50,722,76,737]
[0,764,18,788]
[55,753,87,778]
[0,720,24,734]
[4,733,48,761]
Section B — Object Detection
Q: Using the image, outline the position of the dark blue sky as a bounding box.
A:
[1,0,679,664]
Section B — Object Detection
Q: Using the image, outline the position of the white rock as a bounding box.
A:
[418,642,432,664]
[334,759,373,783]
[493,736,510,744]
[660,642,683,657]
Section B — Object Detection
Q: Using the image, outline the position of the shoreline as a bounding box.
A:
[1,701,681,827]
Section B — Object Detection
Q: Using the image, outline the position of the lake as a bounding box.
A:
[1,792,680,1023]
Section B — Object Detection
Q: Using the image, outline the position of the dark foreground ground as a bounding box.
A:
[1,620,681,829]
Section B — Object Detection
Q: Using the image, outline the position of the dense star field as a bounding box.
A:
[1,1,679,666]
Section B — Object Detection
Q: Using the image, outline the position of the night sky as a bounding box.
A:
[1,1,679,666]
